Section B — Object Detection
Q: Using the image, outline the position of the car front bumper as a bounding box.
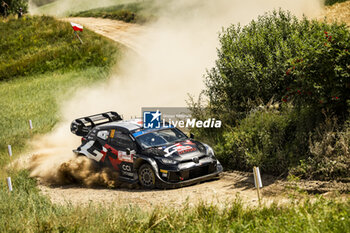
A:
[155,161,223,189]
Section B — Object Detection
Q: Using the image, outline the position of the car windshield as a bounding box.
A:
[136,128,188,149]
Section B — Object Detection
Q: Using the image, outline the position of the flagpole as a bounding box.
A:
[74,31,83,44]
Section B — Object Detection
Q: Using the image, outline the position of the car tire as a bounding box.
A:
[138,163,156,189]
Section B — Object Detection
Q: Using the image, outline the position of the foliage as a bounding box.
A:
[70,1,162,24]
[1,171,350,232]
[192,10,350,179]
[0,16,120,81]
[214,104,315,175]
[205,10,350,126]
[291,115,350,181]
[0,0,28,17]
[325,0,348,6]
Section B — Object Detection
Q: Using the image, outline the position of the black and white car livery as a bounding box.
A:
[70,111,223,188]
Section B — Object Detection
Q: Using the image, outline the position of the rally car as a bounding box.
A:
[70,111,223,189]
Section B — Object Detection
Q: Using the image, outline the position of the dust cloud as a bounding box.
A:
[26,0,324,187]
[19,123,117,187]
[61,0,324,120]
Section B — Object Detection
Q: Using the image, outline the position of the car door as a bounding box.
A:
[107,128,137,177]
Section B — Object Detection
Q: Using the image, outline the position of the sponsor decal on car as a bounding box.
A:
[122,164,132,171]
[110,129,115,138]
[163,141,197,157]
[118,151,133,163]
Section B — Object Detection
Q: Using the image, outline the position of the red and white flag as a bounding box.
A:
[70,22,83,32]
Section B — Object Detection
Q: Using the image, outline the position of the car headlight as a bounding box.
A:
[160,158,178,165]
[203,143,215,157]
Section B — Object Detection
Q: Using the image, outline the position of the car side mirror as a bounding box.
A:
[126,148,131,155]
[190,133,195,139]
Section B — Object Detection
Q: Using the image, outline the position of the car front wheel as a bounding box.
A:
[138,164,156,189]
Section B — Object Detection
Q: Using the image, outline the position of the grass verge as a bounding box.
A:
[0,68,112,172]
[0,170,349,232]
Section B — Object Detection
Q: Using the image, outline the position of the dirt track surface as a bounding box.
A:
[62,17,146,52]
[39,171,350,208]
[39,172,263,207]
[38,172,280,207]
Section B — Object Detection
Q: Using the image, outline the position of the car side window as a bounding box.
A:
[110,130,136,150]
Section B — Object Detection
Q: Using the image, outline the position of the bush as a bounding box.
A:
[205,10,350,125]
[215,107,291,174]
[214,103,318,174]
[192,10,350,179]
[325,0,348,6]
[291,116,350,181]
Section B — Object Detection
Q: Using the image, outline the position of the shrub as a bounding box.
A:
[193,10,350,179]
[215,103,314,174]
[325,0,348,6]
[205,10,350,125]
[291,115,350,181]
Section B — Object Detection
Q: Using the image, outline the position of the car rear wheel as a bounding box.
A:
[138,164,156,189]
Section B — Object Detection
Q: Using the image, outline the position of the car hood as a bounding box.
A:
[145,139,208,162]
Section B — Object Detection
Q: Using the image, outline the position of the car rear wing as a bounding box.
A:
[70,111,122,136]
